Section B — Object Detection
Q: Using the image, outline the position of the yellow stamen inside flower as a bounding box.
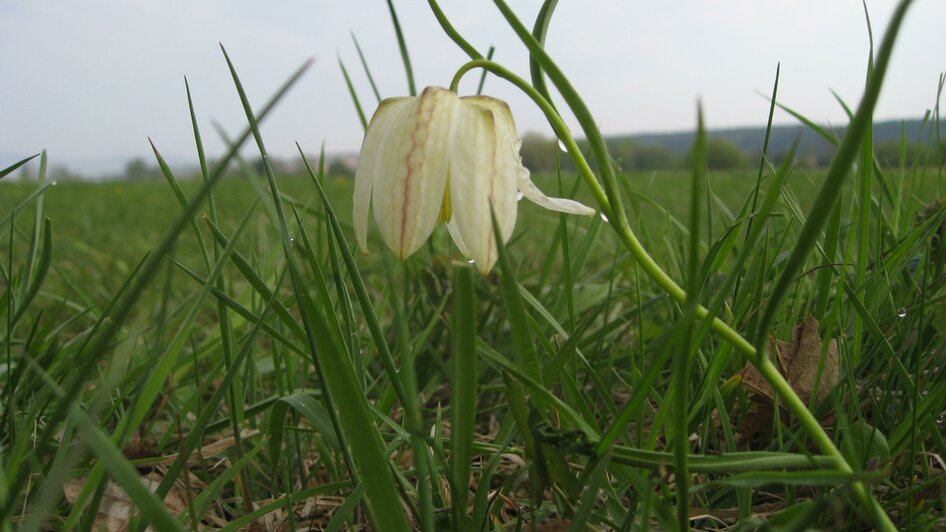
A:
[438,170,452,223]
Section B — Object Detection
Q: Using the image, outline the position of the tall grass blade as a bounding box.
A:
[0,154,39,181]
[450,263,476,528]
[339,55,367,130]
[350,32,382,103]
[385,0,416,96]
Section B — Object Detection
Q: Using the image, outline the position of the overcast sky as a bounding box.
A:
[2,1,944,176]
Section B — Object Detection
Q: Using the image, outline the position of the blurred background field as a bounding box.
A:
[3,162,944,299]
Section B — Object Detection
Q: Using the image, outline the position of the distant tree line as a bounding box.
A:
[95,123,946,182]
[520,130,946,173]
[519,132,751,172]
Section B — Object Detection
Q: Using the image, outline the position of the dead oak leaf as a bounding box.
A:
[739,316,839,404]
[737,317,840,446]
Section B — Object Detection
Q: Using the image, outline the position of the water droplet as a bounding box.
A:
[289,237,295,243]
[50,181,58,187]
[599,212,609,223]
[897,307,907,318]
[516,192,525,201]
[467,258,476,265]
[558,140,568,152]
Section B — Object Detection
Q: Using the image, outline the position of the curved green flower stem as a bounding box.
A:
[450,59,894,531]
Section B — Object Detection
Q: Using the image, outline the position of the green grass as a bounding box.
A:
[3,0,946,529]
[3,160,944,529]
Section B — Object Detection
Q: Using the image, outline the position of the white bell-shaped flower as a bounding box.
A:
[354,86,594,273]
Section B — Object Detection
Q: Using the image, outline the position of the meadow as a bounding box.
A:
[3,0,946,530]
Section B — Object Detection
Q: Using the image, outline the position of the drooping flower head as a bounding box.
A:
[354,86,593,273]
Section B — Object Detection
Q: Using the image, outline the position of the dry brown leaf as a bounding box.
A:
[63,472,187,532]
[739,316,839,403]
[149,428,259,467]
[736,316,840,447]
[782,317,839,403]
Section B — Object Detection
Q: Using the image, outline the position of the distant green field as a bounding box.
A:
[3,166,942,299]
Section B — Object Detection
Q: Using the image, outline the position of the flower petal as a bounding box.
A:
[362,87,460,259]
[353,96,411,253]
[465,96,595,218]
[517,174,596,216]
[448,97,519,273]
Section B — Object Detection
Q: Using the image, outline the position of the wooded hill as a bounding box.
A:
[521,117,946,172]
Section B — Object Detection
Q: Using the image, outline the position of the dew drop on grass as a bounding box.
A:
[600,212,609,223]
[467,258,476,265]
[51,181,58,187]
[897,307,907,318]
[516,192,524,201]
[558,139,568,152]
